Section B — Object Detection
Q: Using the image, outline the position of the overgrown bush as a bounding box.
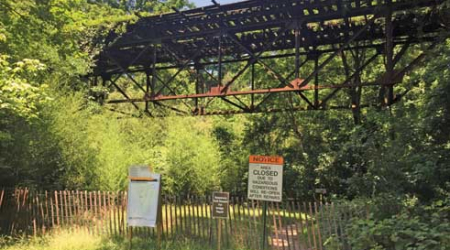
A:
[345,202,450,250]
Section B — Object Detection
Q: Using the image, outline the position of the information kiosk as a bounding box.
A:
[127,166,162,249]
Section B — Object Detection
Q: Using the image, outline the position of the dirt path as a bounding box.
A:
[270,223,312,250]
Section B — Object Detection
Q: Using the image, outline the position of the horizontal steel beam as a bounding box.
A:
[107,80,401,104]
[92,40,434,77]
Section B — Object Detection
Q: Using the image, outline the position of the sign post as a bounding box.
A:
[315,188,327,203]
[127,166,162,249]
[247,155,284,250]
[261,201,268,250]
[212,192,229,250]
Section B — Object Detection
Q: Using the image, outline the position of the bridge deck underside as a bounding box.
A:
[90,0,447,117]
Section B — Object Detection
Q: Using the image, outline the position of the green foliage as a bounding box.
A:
[0,56,49,120]
[211,116,249,194]
[38,95,221,193]
[91,0,193,13]
[0,54,54,186]
[0,0,130,187]
[344,203,450,250]
[161,117,221,195]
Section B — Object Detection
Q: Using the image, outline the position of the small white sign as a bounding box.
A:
[247,156,283,202]
[315,188,327,194]
[127,166,160,228]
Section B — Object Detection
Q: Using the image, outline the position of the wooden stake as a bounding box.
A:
[0,189,4,209]
[217,218,222,250]
[54,191,60,230]
[129,227,133,250]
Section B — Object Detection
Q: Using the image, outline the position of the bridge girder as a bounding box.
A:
[90,0,448,118]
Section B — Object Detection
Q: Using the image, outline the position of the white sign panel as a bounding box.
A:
[247,155,284,202]
[315,188,327,194]
[127,166,161,227]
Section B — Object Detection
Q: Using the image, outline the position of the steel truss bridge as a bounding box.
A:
[90,0,448,119]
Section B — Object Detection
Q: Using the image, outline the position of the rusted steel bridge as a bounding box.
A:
[90,0,448,119]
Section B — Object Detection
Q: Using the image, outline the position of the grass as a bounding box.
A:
[160,204,310,220]
[1,231,104,250]
[0,230,251,250]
